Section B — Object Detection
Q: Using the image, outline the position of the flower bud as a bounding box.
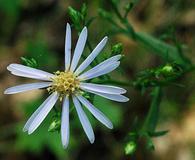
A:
[125,141,137,155]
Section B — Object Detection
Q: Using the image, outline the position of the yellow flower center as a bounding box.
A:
[47,71,80,98]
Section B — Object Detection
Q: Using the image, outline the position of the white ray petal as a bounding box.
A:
[4,82,52,94]
[23,92,58,132]
[65,23,71,71]
[26,92,59,134]
[77,54,121,80]
[23,104,46,132]
[80,82,126,95]
[8,65,50,80]
[74,37,108,75]
[61,96,70,148]
[78,62,120,81]
[76,95,113,129]
[8,64,54,77]
[8,64,54,80]
[82,89,129,102]
[70,27,88,72]
[72,95,95,143]
[7,65,14,71]
[10,70,50,81]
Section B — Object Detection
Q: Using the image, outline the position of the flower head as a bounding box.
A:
[4,23,129,148]
[48,71,80,99]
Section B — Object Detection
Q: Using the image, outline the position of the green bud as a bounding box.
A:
[48,119,61,132]
[111,43,123,55]
[161,64,174,76]
[162,65,173,73]
[125,141,137,155]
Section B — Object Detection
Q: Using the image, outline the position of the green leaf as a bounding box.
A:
[148,130,169,138]
[21,57,38,68]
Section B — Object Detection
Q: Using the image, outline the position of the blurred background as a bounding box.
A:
[0,0,195,159]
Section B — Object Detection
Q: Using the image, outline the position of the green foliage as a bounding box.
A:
[48,113,61,132]
[68,3,99,68]
[133,63,184,92]
[148,130,169,137]
[68,3,94,32]
[125,87,165,154]
[68,6,84,31]
[84,7,193,149]
[81,3,87,18]
[124,0,140,18]
[111,43,123,55]
[142,87,162,132]
[21,57,38,68]
[0,0,21,16]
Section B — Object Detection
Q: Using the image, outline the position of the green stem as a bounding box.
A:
[110,1,136,39]
[141,87,162,133]
[124,9,130,19]
[109,1,123,21]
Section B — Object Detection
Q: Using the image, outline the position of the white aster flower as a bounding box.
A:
[4,23,129,148]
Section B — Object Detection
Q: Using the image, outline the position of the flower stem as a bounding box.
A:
[141,87,162,133]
